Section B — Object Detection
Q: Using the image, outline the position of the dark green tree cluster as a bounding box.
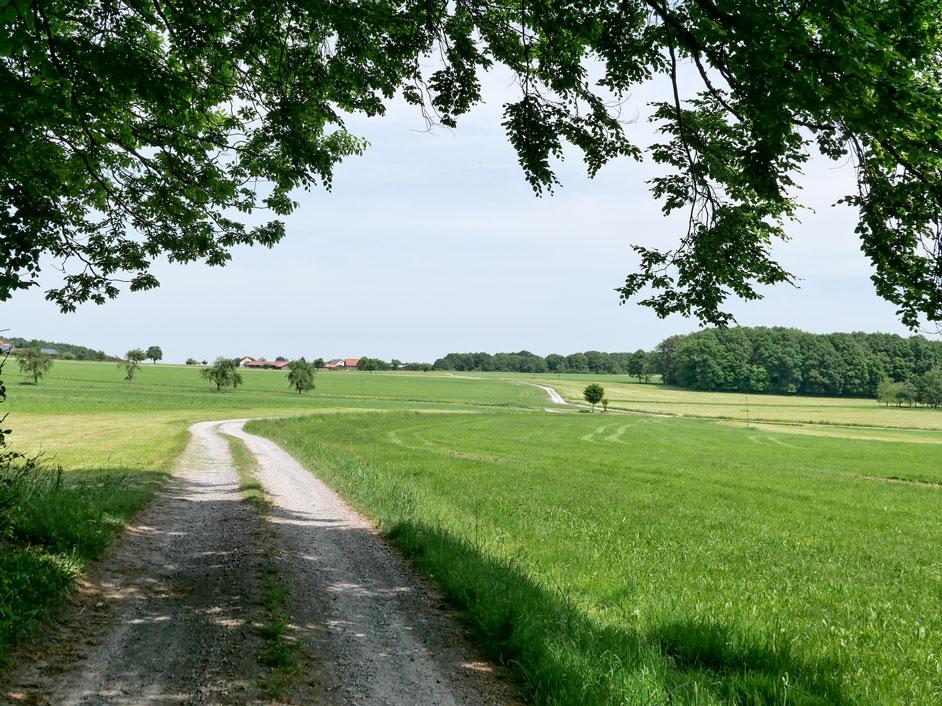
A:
[660,328,942,398]
[8,338,109,361]
[356,357,431,372]
[433,350,658,375]
[877,371,942,408]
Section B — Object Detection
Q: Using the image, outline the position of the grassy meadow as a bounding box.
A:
[0,360,542,661]
[2,359,941,705]
[500,371,942,431]
[250,411,942,705]
[5,360,544,470]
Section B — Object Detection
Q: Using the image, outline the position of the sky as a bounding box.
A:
[0,67,924,363]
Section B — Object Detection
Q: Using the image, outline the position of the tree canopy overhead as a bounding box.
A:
[2,1,941,326]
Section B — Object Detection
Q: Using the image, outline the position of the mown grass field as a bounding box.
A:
[249,411,942,706]
[0,361,541,661]
[5,361,544,470]
[474,371,942,431]
[3,360,941,706]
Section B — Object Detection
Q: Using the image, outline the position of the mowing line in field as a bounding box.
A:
[604,425,631,443]
[581,424,615,442]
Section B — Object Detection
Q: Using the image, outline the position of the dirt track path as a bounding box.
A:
[3,421,268,705]
[220,420,519,706]
[523,383,568,405]
[2,421,519,706]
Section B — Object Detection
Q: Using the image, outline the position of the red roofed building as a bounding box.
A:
[344,358,360,369]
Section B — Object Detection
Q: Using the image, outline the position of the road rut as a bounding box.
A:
[2,420,520,706]
[220,420,519,706]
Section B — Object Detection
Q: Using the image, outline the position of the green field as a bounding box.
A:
[2,361,941,705]
[5,361,544,470]
[0,361,543,661]
[461,371,942,431]
[249,412,941,705]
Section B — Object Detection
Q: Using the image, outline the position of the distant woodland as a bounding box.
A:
[7,338,112,361]
[433,328,942,400]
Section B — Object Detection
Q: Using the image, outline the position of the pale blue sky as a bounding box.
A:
[2,70,918,362]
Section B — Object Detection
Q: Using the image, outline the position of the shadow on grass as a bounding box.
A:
[0,467,166,663]
[384,520,849,706]
[2,467,271,701]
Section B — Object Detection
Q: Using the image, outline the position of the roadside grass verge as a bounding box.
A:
[223,432,300,699]
[248,411,942,706]
[0,463,164,665]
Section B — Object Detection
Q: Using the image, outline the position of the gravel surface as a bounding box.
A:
[3,420,521,706]
[220,420,521,706]
[3,421,268,705]
[523,383,567,405]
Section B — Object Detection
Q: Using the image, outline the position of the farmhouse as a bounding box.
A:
[243,359,290,370]
[324,358,360,370]
[237,357,255,368]
[0,339,13,354]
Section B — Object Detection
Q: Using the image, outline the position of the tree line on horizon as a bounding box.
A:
[7,338,113,362]
[432,350,655,378]
[431,327,942,402]
[660,328,942,401]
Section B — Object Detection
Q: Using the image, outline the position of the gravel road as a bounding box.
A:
[220,420,520,706]
[523,383,568,405]
[2,420,520,706]
[3,421,269,705]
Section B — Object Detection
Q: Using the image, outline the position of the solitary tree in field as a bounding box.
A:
[583,384,605,412]
[601,398,610,413]
[201,358,243,392]
[287,359,316,394]
[16,347,53,385]
[876,379,900,407]
[146,346,163,364]
[120,349,145,386]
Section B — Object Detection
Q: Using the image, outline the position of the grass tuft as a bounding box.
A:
[222,432,301,699]
[0,461,163,664]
